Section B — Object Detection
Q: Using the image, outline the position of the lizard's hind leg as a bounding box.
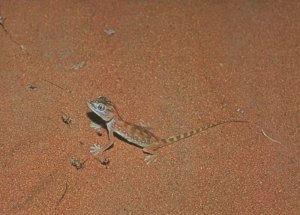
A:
[143,145,159,164]
[143,153,158,165]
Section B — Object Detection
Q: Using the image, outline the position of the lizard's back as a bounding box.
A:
[114,120,161,147]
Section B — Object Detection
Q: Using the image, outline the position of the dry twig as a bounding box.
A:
[261,129,282,144]
[56,180,68,207]
[43,79,71,93]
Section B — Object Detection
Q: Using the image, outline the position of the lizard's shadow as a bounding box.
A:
[86,112,105,136]
[86,112,143,149]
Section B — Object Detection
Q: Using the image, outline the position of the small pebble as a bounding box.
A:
[104,27,115,36]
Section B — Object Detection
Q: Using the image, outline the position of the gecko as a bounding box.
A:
[87,96,247,164]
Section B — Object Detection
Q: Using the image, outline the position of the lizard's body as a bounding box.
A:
[87,96,246,164]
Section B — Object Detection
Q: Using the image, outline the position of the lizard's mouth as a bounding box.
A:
[87,101,97,113]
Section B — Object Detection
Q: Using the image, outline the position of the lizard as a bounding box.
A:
[87,96,247,164]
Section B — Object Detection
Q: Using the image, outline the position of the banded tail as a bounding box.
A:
[162,120,248,146]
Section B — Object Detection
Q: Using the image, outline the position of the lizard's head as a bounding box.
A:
[87,96,117,122]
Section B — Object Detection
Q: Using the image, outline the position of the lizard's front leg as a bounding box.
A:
[90,127,114,155]
[90,121,102,135]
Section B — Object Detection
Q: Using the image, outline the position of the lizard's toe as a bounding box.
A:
[144,154,157,165]
[90,144,101,155]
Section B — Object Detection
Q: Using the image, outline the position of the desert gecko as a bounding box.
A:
[87,96,247,164]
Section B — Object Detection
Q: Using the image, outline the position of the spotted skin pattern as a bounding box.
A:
[87,96,247,164]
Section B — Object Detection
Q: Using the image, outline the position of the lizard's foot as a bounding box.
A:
[138,119,152,130]
[90,144,102,155]
[144,154,157,165]
[90,122,102,135]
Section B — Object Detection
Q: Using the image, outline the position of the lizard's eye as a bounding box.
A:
[98,104,106,111]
